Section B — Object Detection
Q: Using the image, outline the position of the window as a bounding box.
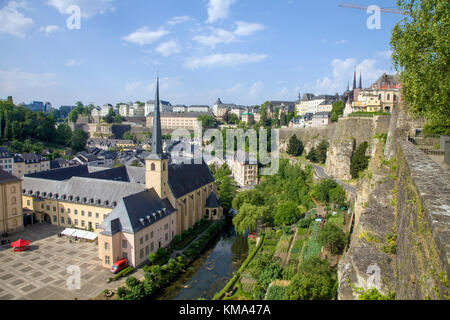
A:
[74,219,78,225]
[81,220,85,227]
[145,234,149,242]
[123,252,128,259]
[12,208,17,216]
[53,216,57,222]
[151,163,156,171]
[150,231,154,238]
[67,208,71,213]
[88,212,92,218]
[95,223,99,229]
[11,186,16,193]
[95,212,99,219]
[53,207,56,212]
[140,237,143,245]
[11,197,16,205]
[27,200,30,206]
[140,249,144,259]
[81,211,85,216]
[122,240,127,248]
[165,233,168,241]
[145,245,149,255]
[165,224,168,230]
[68,218,71,225]
[74,209,78,215]
[105,242,109,250]
[61,217,65,224]
[61,208,64,213]
[150,242,154,252]
[105,256,110,265]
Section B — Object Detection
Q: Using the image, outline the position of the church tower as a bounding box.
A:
[145,77,170,199]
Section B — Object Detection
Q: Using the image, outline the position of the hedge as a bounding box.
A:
[112,266,134,281]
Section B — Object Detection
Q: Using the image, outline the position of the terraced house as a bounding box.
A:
[21,79,223,269]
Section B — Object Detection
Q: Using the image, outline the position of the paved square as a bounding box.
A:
[0,224,120,300]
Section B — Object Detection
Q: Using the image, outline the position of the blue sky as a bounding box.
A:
[0,0,402,107]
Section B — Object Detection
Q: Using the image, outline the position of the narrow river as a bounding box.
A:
[156,221,249,300]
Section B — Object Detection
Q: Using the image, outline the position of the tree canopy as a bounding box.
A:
[391,0,449,130]
[287,135,304,156]
[350,141,370,179]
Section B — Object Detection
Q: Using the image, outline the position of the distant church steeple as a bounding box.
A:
[151,77,164,157]
[145,77,169,198]
[359,71,363,89]
[353,70,357,90]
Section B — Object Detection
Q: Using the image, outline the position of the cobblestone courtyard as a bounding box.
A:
[0,223,113,300]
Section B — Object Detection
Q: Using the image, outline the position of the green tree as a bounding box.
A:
[284,257,336,300]
[148,253,157,265]
[391,0,450,127]
[331,101,345,123]
[71,129,88,153]
[287,135,304,156]
[350,141,370,179]
[123,131,135,141]
[274,202,303,226]
[198,114,216,127]
[55,123,73,146]
[329,186,346,207]
[318,223,347,255]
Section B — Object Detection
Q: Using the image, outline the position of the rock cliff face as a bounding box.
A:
[325,139,354,181]
[338,139,397,299]
[338,104,449,300]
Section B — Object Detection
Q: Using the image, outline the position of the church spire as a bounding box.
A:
[353,69,357,90]
[147,77,167,160]
[151,77,163,156]
[359,71,362,89]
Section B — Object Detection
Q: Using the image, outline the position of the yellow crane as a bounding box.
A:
[338,3,405,15]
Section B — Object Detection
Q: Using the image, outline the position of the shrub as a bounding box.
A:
[126,276,139,288]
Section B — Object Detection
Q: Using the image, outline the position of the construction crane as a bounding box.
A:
[339,3,404,15]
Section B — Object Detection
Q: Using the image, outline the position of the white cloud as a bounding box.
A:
[185,53,268,69]
[333,39,348,45]
[0,68,58,98]
[46,0,115,18]
[122,27,169,46]
[0,1,34,37]
[206,0,236,23]
[156,40,180,56]
[376,50,392,60]
[305,58,388,94]
[40,25,61,35]
[194,21,266,47]
[66,59,81,67]
[167,16,191,26]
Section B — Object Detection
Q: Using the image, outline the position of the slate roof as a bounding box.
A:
[22,176,146,209]
[25,165,90,181]
[205,192,220,208]
[100,189,176,235]
[168,161,215,198]
[0,169,20,184]
[14,153,48,164]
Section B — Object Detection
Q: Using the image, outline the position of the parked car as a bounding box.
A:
[111,258,128,274]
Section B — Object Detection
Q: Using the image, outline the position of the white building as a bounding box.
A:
[145,100,172,116]
[187,105,210,113]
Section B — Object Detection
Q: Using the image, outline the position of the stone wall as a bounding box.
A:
[338,103,449,300]
[394,141,449,299]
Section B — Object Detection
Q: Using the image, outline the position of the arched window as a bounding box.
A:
[163,163,166,171]
[11,197,16,205]
[12,208,17,216]
[151,163,156,171]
